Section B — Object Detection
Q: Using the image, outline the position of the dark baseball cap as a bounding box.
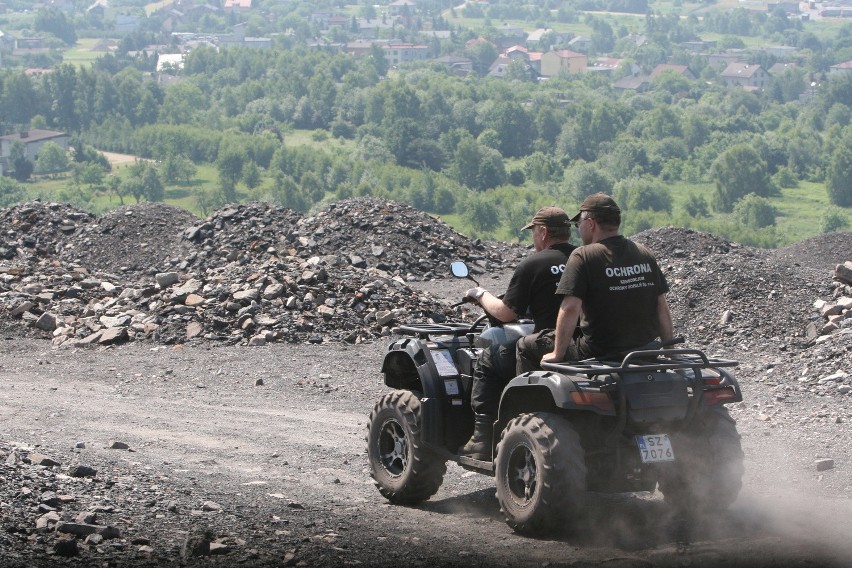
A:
[521,206,571,230]
[570,193,621,222]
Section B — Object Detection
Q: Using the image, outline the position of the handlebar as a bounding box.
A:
[394,319,486,338]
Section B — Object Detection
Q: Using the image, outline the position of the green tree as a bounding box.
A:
[615,177,672,213]
[76,162,106,188]
[523,151,561,183]
[478,100,533,158]
[242,161,262,190]
[217,146,246,188]
[710,144,776,212]
[1,74,37,126]
[107,175,126,205]
[142,166,164,202]
[271,172,308,212]
[463,195,500,235]
[562,162,614,202]
[821,210,849,233]
[160,154,197,184]
[34,141,69,174]
[733,194,777,228]
[449,136,482,189]
[826,135,852,207]
[683,193,709,218]
[0,176,26,207]
[35,7,77,44]
[122,177,145,203]
[10,142,33,181]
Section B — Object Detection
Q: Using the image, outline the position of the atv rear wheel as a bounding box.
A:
[495,412,587,534]
[657,406,744,513]
[366,390,446,505]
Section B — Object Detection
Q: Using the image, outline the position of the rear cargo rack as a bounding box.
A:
[541,348,738,376]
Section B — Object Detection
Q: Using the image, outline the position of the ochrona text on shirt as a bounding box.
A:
[605,263,654,291]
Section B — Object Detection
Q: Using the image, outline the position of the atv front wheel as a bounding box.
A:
[366,390,446,505]
[657,406,744,513]
[495,412,587,534]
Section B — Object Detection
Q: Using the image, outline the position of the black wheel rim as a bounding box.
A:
[378,418,408,476]
[506,442,537,505]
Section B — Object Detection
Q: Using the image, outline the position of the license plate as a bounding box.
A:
[635,434,675,463]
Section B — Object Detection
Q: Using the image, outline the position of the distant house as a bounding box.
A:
[357,18,395,39]
[434,55,473,76]
[223,0,252,13]
[0,130,69,164]
[494,23,527,50]
[769,62,797,75]
[540,49,587,77]
[505,45,529,61]
[761,45,797,58]
[389,0,417,16]
[526,28,571,50]
[613,75,649,93]
[526,28,551,48]
[115,14,142,34]
[708,50,747,70]
[383,43,429,66]
[421,30,451,41]
[241,37,272,50]
[86,0,107,18]
[487,55,537,79]
[343,40,376,58]
[14,37,45,50]
[24,68,53,77]
[588,57,625,76]
[720,63,769,89]
[829,60,852,76]
[650,64,696,80]
[679,40,716,53]
[156,53,185,73]
[568,35,592,53]
[767,1,799,13]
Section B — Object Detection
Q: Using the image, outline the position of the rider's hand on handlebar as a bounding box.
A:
[465,287,486,303]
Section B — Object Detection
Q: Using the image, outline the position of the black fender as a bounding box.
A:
[497,371,617,425]
[380,337,473,453]
[381,337,449,399]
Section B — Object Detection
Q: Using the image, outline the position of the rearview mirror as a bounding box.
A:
[450,261,469,278]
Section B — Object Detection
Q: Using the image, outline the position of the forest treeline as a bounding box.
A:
[1,8,852,245]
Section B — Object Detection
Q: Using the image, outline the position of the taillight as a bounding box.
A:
[570,391,615,411]
[703,375,737,405]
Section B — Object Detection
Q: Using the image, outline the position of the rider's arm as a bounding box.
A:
[478,291,519,323]
[542,295,582,363]
[657,294,673,342]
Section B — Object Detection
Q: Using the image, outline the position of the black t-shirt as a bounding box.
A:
[556,235,669,356]
[502,242,576,332]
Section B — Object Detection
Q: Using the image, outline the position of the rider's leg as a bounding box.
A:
[461,340,517,460]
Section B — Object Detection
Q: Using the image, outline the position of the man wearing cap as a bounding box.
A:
[517,193,673,370]
[460,206,576,460]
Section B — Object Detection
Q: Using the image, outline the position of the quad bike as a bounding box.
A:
[366,261,745,534]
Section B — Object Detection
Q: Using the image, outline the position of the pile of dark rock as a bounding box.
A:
[0,441,252,565]
[635,227,851,399]
[0,198,526,347]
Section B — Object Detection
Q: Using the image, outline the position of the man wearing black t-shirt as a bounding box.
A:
[527,193,673,368]
[460,206,576,460]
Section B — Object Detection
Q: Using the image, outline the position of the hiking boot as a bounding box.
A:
[460,414,493,461]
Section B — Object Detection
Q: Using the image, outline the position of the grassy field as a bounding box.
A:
[63,38,107,68]
[21,140,842,247]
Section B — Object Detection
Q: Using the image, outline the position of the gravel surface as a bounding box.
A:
[1,200,851,567]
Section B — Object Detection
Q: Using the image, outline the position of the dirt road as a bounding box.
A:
[1,337,851,567]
